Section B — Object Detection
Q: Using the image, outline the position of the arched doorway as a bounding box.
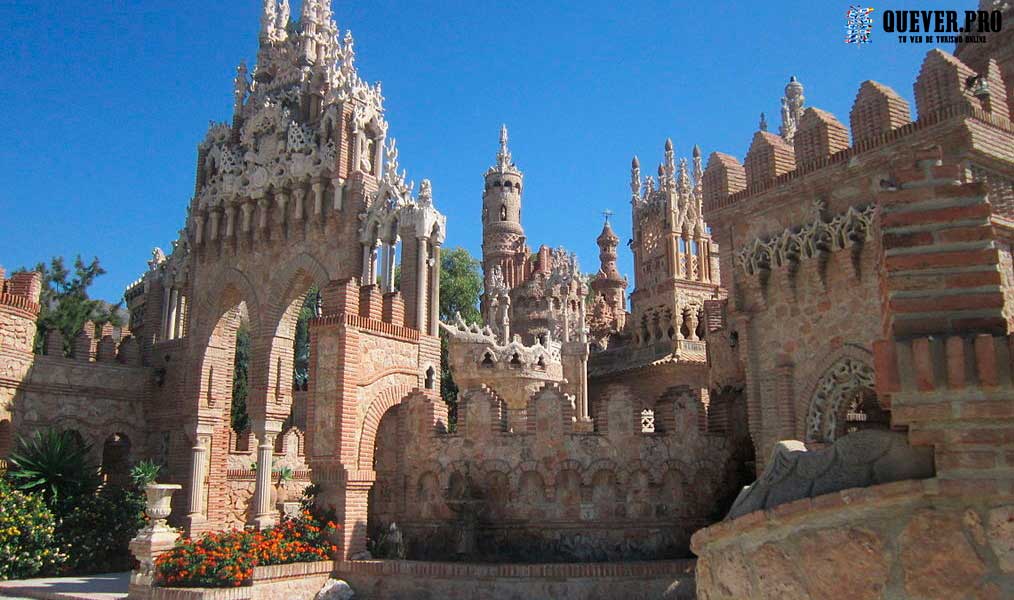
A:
[367,404,404,552]
[101,433,131,487]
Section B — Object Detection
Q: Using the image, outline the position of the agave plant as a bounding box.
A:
[7,429,100,506]
[129,459,162,491]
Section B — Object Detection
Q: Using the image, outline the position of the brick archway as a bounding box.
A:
[357,384,417,470]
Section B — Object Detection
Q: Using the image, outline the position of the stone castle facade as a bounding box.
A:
[0,0,1012,596]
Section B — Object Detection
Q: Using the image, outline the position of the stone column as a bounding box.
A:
[416,238,429,334]
[257,197,269,231]
[225,205,236,238]
[312,181,325,216]
[380,243,392,292]
[161,286,172,341]
[332,177,344,211]
[193,214,205,245]
[429,243,441,336]
[185,425,213,528]
[241,201,254,233]
[361,244,372,283]
[167,288,179,341]
[252,420,283,529]
[209,209,221,241]
[293,187,305,222]
[172,290,185,339]
[385,242,397,292]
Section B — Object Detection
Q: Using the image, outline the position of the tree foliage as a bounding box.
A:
[232,322,251,433]
[439,247,482,325]
[27,256,123,355]
[437,247,483,422]
[293,287,319,389]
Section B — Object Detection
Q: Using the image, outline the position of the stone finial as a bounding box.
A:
[780,75,805,143]
[759,112,768,132]
[794,107,850,166]
[849,80,912,145]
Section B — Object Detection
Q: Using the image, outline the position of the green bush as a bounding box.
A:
[7,429,99,506]
[56,486,147,574]
[0,479,65,580]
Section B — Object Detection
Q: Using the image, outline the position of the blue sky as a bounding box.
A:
[0,0,962,302]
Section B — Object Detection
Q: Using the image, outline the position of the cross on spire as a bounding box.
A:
[602,209,614,223]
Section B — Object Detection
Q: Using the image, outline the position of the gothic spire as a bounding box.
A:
[630,156,641,203]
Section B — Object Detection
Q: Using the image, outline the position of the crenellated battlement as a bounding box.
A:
[38,320,143,367]
[703,48,1014,217]
[0,268,42,316]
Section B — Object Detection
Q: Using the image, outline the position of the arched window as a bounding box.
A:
[500,205,508,221]
[425,366,435,389]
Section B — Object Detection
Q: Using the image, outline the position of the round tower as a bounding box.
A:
[590,218,627,314]
[482,125,527,288]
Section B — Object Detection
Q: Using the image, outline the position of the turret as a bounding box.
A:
[481,125,527,291]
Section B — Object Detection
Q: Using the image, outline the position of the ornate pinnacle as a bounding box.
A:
[663,138,676,188]
[497,124,512,170]
[759,112,768,131]
[630,155,641,200]
[260,0,278,42]
[780,75,805,143]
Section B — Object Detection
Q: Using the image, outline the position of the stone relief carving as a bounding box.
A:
[806,358,875,443]
[736,203,877,275]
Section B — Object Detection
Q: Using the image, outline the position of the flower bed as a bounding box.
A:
[155,512,339,588]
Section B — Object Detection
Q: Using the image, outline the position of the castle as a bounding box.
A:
[1,0,1013,597]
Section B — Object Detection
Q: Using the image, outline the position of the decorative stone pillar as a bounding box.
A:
[193,214,205,245]
[241,201,254,233]
[209,208,221,241]
[160,286,170,341]
[173,292,185,339]
[257,197,269,231]
[416,238,429,334]
[128,483,182,600]
[293,187,306,222]
[167,288,179,341]
[185,424,213,529]
[332,177,344,211]
[252,420,283,529]
[225,205,236,238]
[312,180,325,216]
[429,243,441,336]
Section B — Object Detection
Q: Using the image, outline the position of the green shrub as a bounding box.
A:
[0,480,65,580]
[129,460,162,490]
[7,429,99,506]
[56,486,146,574]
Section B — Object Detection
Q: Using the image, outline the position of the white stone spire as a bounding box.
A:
[780,75,805,143]
[260,0,277,42]
[487,124,521,177]
[630,156,641,204]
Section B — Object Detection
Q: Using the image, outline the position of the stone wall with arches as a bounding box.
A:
[364,381,740,562]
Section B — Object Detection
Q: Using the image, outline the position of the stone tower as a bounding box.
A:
[628,140,720,348]
[481,125,528,303]
[587,216,627,347]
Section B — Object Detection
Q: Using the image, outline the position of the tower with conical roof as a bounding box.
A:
[588,216,628,347]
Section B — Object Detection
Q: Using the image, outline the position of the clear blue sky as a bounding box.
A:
[0,0,961,302]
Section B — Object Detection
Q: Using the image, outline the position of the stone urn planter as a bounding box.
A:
[128,483,182,599]
[144,484,181,531]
